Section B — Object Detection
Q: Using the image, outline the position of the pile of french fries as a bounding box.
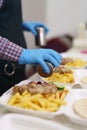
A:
[45,73,74,83]
[65,59,87,68]
[8,88,68,112]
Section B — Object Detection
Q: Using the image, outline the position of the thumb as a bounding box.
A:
[39,61,51,74]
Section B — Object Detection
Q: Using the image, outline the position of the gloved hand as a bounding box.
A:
[22,22,49,35]
[18,49,62,74]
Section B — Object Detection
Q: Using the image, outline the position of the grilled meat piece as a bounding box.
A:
[54,65,73,74]
[61,58,73,65]
[13,81,57,95]
[13,85,28,95]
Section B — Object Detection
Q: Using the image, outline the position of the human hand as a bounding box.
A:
[18,49,62,73]
[22,22,49,35]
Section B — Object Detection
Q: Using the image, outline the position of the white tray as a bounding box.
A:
[0,113,65,130]
[2,113,86,130]
[0,80,87,126]
[42,69,87,89]
[61,52,87,69]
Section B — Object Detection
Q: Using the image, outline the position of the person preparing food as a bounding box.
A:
[0,36,62,95]
[0,0,50,95]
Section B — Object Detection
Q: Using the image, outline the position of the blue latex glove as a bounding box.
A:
[22,22,49,35]
[18,49,62,74]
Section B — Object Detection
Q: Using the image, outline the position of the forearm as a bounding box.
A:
[0,36,23,62]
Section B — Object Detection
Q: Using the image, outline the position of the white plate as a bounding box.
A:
[0,113,65,130]
[61,52,87,60]
[73,69,87,89]
[61,52,87,69]
[42,69,87,89]
[0,80,87,126]
[62,89,87,126]
[0,83,71,119]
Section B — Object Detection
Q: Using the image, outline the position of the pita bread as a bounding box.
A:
[80,76,87,84]
[73,98,87,119]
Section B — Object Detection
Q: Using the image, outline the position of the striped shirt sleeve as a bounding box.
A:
[0,36,23,62]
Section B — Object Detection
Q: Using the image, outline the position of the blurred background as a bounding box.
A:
[22,0,87,48]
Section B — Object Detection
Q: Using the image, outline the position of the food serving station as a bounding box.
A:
[0,47,87,130]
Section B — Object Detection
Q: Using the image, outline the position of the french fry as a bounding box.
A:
[45,73,74,83]
[8,89,68,112]
[66,59,87,67]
